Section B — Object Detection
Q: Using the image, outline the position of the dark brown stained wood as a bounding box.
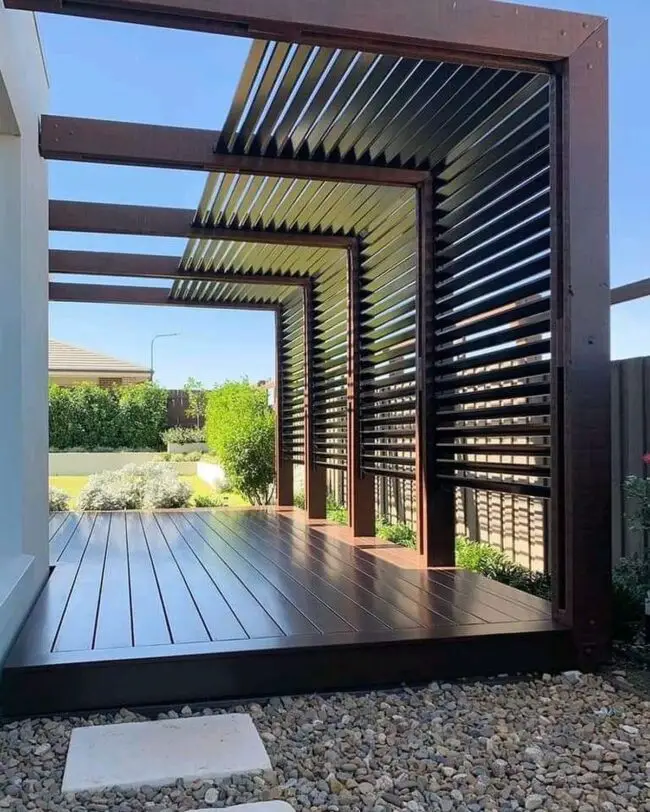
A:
[347,244,375,537]
[49,282,280,311]
[93,513,133,649]
[245,511,514,625]
[155,514,248,641]
[11,0,602,63]
[551,28,612,665]
[415,177,455,567]
[611,278,650,305]
[303,282,327,519]
[4,509,573,715]
[49,512,82,563]
[181,512,321,635]
[139,513,211,644]
[167,513,285,639]
[40,116,428,187]
[213,511,434,628]
[49,249,310,286]
[49,200,356,247]
[275,307,294,507]
[53,513,111,653]
[124,513,171,647]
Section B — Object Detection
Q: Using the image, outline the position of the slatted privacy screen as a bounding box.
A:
[359,191,418,480]
[431,73,552,500]
[278,294,306,465]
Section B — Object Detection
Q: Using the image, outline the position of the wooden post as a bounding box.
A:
[347,243,375,536]
[275,307,293,507]
[550,28,611,665]
[415,177,456,567]
[303,281,327,519]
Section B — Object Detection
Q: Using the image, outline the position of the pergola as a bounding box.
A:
[1,0,611,686]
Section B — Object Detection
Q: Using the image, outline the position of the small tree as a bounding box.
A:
[184,376,207,428]
[206,380,275,505]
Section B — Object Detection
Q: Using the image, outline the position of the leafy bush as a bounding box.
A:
[77,462,191,511]
[612,552,650,640]
[377,519,416,549]
[193,493,226,508]
[294,491,306,509]
[161,427,206,445]
[49,382,167,450]
[49,487,70,512]
[117,383,168,449]
[325,496,348,525]
[456,537,552,600]
[206,381,275,505]
[161,451,204,462]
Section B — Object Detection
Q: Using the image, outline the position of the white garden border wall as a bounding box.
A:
[50,452,197,477]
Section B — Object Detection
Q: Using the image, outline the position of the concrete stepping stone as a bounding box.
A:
[62,714,272,793]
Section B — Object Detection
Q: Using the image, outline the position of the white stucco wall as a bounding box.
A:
[0,3,49,662]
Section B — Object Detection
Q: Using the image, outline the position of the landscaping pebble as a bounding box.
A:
[1,674,650,811]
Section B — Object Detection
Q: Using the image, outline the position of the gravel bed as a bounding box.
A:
[1,673,649,812]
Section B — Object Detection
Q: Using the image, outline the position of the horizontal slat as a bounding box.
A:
[441,475,549,498]
[437,403,550,423]
[436,381,549,406]
[436,361,550,391]
[437,459,550,477]
[438,443,550,456]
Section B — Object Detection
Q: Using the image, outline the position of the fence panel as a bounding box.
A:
[166,390,195,428]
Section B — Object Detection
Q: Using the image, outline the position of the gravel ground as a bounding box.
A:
[1,673,649,812]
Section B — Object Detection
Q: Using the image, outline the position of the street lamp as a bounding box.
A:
[150,333,179,380]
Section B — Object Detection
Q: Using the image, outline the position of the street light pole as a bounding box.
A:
[150,332,180,380]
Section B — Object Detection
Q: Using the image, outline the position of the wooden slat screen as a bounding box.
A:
[432,75,552,499]
[279,294,305,464]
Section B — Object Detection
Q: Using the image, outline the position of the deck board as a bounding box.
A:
[4,508,572,715]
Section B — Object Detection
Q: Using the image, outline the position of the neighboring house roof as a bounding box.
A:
[48,339,151,376]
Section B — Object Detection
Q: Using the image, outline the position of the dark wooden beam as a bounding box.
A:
[40,116,428,187]
[550,27,611,666]
[347,243,375,537]
[49,200,356,248]
[7,0,602,64]
[49,249,309,286]
[303,281,327,520]
[275,307,294,508]
[49,282,278,310]
[611,278,650,306]
[415,177,455,567]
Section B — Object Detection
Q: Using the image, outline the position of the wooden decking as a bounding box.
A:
[3,509,571,715]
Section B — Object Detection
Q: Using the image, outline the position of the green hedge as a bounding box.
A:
[205,380,275,505]
[49,382,167,450]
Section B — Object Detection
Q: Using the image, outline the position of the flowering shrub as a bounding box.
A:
[161,427,206,445]
[49,487,70,512]
[77,462,191,511]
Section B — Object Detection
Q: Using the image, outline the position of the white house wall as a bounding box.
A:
[0,2,49,662]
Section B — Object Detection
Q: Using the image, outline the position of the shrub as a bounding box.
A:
[294,491,306,509]
[49,487,70,512]
[377,519,416,549]
[48,382,167,450]
[326,496,348,526]
[77,462,191,511]
[117,383,168,449]
[161,427,206,445]
[612,552,650,640]
[456,537,552,600]
[193,493,226,508]
[206,381,275,505]
[161,451,203,462]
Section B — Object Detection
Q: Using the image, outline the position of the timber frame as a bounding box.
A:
[16,0,611,666]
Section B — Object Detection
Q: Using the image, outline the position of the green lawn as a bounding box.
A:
[49,475,248,509]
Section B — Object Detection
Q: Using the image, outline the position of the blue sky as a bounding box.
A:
[43,0,648,386]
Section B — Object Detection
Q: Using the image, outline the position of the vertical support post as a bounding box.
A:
[303,280,327,519]
[550,28,611,665]
[415,177,456,567]
[347,242,375,536]
[274,306,293,507]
